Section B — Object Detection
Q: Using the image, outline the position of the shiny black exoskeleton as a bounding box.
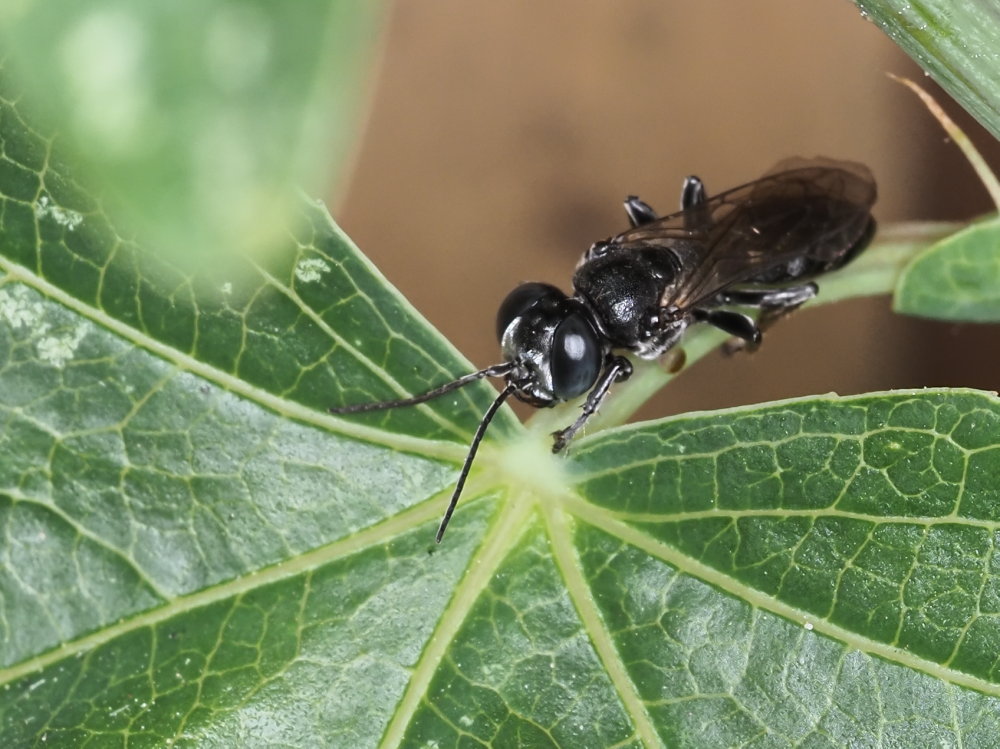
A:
[332,157,877,541]
[494,157,875,451]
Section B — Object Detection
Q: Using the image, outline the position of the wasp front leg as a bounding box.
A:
[551,356,633,452]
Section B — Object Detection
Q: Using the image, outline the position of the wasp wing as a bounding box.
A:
[609,158,876,310]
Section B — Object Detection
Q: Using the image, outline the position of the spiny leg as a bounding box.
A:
[551,356,633,453]
[717,283,817,308]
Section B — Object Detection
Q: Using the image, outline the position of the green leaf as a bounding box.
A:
[895,218,1000,321]
[0,1,383,263]
[4,64,1000,749]
[854,0,1000,139]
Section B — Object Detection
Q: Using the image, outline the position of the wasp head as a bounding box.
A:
[495,282,605,407]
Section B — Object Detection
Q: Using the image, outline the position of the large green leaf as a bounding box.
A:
[3,62,1000,749]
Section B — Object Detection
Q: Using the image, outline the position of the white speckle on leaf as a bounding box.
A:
[60,10,149,153]
[0,286,43,329]
[295,257,330,284]
[804,621,814,630]
[459,715,473,726]
[34,196,84,231]
[37,324,87,368]
[221,282,233,295]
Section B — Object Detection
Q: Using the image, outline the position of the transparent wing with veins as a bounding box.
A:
[608,158,877,309]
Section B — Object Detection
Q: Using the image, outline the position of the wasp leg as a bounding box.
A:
[551,356,633,453]
[583,238,613,263]
[691,308,761,344]
[680,175,711,229]
[626,175,708,229]
[624,196,659,227]
[681,176,706,209]
[718,283,818,354]
[718,283,817,308]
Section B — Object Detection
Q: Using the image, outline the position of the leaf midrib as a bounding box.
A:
[377,486,535,748]
[565,494,1000,698]
[0,493,445,685]
[249,254,479,443]
[544,501,662,749]
[0,254,470,464]
[608,507,1000,531]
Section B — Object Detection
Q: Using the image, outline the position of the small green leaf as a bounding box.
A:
[895,219,1000,320]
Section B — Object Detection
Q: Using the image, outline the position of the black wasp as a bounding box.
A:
[332,157,877,542]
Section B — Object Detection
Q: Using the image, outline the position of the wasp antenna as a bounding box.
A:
[329,362,514,414]
[435,383,515,543]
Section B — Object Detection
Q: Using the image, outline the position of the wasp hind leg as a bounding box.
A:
[718,284,818,309]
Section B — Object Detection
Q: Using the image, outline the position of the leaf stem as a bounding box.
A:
[889,74,1000,210]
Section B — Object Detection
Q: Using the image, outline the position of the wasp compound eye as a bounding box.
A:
[551,312,602,400]
[495,282,566,342]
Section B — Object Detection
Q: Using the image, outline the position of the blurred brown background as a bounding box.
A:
[335,1,1000,422]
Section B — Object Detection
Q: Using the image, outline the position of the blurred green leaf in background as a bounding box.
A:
[0,0,384,267]
[854,0,1000,140]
